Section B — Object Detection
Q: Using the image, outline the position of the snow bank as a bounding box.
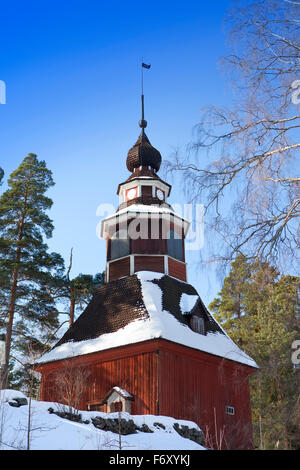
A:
[0,389,27,403]
[0,392,205,450]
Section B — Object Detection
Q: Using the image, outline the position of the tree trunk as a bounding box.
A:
[0,188,27,389]
[69,297,76,327]
[1,265,20,389]
[275,370,289,450]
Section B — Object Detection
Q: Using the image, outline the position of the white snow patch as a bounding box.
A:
[180,293,199,314]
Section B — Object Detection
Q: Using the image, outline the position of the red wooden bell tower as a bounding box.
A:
[36,93,257,450]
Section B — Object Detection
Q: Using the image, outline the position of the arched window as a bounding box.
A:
[167,229,184,261]
[110,230,130,261]
[190,315,205,335]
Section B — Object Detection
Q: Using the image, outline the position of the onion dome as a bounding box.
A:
[126,131,162,173]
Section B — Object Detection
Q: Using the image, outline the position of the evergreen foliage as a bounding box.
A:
[0,154,65,388]
[209,255,300,449]
[51,266,105,327]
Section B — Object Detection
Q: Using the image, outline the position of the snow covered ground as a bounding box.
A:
[0,390,206,451]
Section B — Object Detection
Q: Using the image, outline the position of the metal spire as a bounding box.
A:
[139,61,151,134]
[139,94,147,134]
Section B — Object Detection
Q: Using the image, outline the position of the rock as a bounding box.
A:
[137,424,153,433]
[173,422,205,446]
[47,408,87,424]
[8,397,28,407]
[91,416,156,435]
[154,422,166,429]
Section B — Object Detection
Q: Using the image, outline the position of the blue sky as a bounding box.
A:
[0,0,233,305]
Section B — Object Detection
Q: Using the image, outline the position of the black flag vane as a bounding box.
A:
[141,60,151,94]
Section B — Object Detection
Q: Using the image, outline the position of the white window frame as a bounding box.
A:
[226,406,235,415]
[190,316,205,335]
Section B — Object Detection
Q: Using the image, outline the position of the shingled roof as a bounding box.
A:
[55,275,147,346]
[37,271,257,368]
[126,132,162,173]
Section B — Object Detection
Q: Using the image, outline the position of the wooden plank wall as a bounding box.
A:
[38,340,254,450]
[134,255,165,273]
[40,350,159,416]
[109,256,130,281]
[168,257,187,282]
[158,347,253,450]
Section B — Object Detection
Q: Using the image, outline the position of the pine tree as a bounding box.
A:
[63,248,104,326]
[48,248,104,328]
[209,254,278,346]
[209,254,251,332]
[209,256,300,449]
[248,276,300,450]
[65,272,104,327]
[0,154,64,388]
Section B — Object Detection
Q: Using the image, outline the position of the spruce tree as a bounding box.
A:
[0,154,64,388]
[209,256,300,449]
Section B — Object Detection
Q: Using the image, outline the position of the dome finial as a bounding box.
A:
[126,61,161,173]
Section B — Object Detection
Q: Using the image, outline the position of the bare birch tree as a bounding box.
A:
[54,359,91,417]
[167,0,300,269]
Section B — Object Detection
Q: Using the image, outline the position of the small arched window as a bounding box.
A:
[110,230,130,261]
[167,229,184,262]
[190,315,205,335]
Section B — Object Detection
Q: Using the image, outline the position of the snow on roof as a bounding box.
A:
[180,293,199,314]
[105,387,134,400]
[113,204,173,217]
[101,205,190,238]
[37,271,257,369]
[112,386,133,398]
[137,272,257,368]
